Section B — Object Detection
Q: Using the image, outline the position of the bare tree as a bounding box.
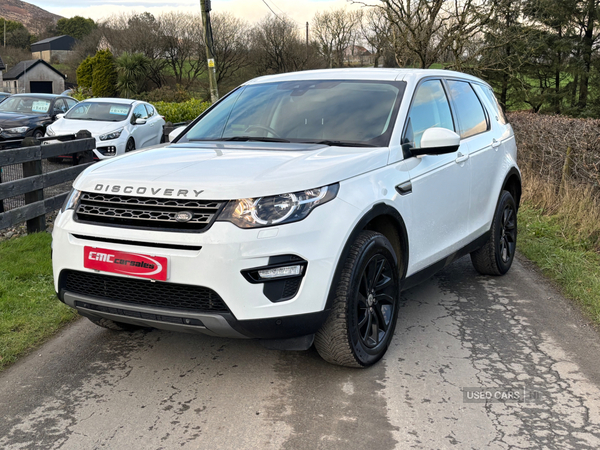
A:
[359,0,489,68]
[360,7,391,67]
[211,12,252,87]
[312,9,362,67]
[251,16,314,75]
[159,12,206,88]
[100,13,169,88]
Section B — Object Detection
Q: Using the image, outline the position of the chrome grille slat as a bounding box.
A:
[75,192,225,232]
[77,204,213,224]
[80,192,221,209]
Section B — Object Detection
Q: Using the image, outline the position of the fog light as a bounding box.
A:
[258,265,304,279]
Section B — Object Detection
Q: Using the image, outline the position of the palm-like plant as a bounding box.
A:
[116,52,151,98]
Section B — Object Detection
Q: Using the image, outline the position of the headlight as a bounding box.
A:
[1,126,29,135]
[219,184,339,228]
[61,189,81,213]
[46,126,56,136]
[99,128,123,141]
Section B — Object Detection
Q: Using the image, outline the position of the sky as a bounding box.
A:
[30,0,369,26]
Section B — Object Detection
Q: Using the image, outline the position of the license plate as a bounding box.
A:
[83,247,169,281]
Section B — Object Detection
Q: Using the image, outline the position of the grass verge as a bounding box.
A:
[0,233,77,371]
[518,202,600,325]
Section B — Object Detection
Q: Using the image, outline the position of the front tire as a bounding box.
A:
[125,138,135,152]
[470,190,517,275]
[315,231,400,368]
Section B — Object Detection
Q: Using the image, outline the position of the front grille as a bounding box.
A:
[75,192,225,232]
[61,270,230,313]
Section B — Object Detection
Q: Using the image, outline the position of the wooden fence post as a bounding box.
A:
[559,146,573,197]
[73,130,93,165]
[0,165,4,214]
[21,136,45,234]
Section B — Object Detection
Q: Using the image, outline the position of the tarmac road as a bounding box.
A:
[1,254,600,449]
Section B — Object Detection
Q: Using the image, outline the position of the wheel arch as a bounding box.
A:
[324,203,409,310]
[502,167,522,209]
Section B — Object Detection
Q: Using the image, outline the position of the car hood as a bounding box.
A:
[51,118,127,137]
[0,112,45,127]
[75,141,390,199]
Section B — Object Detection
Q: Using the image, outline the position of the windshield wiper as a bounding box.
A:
[304,140,377,148]
[193,136,291,143]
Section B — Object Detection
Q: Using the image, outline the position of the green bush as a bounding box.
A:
[70,87,92,101]
[91,49,117,97]
[76,56,94,89]
[154,99,211,123]
[140,85,192,103]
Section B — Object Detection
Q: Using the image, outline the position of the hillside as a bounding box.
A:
[0,0,62,34]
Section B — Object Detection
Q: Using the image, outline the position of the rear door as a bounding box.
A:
[394,78,471,276]
[445,80,498,238]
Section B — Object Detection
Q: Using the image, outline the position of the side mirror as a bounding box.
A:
[168,126,186,142]
[412,127,460,156]
[55,113,64,120]
[135,118,147,125]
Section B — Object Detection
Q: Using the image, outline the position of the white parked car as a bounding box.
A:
[52,69,521,367]
[46,98,165,159]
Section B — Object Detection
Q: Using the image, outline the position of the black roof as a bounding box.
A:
[31,35,77,52]
[0,55,5,71]
[3,60,66,81]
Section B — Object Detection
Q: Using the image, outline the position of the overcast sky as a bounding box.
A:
[30,0,370,26]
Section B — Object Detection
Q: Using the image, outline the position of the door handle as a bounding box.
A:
[395,181,412,196]
[455,152,469,164]
[491,138,501,148]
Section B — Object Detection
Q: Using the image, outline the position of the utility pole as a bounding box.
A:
[200,0,219,103]
[306,22,309,57]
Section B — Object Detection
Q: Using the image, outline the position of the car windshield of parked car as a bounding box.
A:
[0,96,52,114]
[64,102,131,122]
[181,80,406,147]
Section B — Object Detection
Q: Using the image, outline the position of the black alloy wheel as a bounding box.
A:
[499,203,517,264]
[356,254,396,349]
[471,190,518,275]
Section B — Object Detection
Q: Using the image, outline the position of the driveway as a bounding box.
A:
[1,255,600,449]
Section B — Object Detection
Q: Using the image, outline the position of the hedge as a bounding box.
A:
[154,99,211,123]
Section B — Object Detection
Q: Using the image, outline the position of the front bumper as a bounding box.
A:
[52,197,359,338]
[93,135,127,159]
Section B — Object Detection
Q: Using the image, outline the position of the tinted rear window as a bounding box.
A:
[446,80,488,139]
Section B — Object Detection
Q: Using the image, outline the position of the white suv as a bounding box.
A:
[52,69,520,367]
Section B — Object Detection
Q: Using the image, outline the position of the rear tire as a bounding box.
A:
[470,190,517,275]
[86,316,148,331]
[315,231,400,368]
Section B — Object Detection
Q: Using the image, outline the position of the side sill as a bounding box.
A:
[402,231,490,291]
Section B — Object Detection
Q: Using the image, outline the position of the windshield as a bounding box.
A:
[64,102,131,122]
[0,96,52,114]
[180,80,406,147]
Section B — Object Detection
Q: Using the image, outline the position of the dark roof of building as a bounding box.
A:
[31,35,77,52]
[3,59,66,81]
[0,55,5,71]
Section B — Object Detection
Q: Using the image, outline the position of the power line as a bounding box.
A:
[268,0,287,16]
[261,0,284,21]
